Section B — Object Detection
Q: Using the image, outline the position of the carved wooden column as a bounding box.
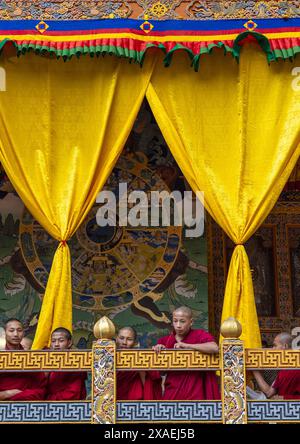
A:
[92,316,116,424]
[221,317,247,424]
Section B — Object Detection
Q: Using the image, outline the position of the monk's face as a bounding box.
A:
[5,320,24,349]
[116,329,135,349]
[51,332,72,350]
[172,311,193,337]
[272,335,287,350]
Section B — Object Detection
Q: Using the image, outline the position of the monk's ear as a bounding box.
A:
[190,318,194,326]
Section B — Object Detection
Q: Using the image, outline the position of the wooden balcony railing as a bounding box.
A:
[0,318,299,424]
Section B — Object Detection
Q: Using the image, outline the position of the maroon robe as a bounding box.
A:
[0,345,47,400]
[46,372,87,400]
[157,329,220,400]
[144,371,162,400]
[117,370,162,400]
[272,370,300,399]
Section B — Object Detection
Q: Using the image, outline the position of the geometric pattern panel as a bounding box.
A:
[117,402,222,422]
[1,401,299,423]
[1,350,299,371]
[0,351,92,371]
[116,350,220,370]
[248,401,300,423]
[2,350,300,371]
[0,350,220,371]
[246,350,300,369]
[0,402,91,423]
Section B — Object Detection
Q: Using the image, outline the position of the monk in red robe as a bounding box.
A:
[0,318,46,400]
[153,307,220,400]
[254,332,300,399]
[46,327,87,400]
[116,327,161,400]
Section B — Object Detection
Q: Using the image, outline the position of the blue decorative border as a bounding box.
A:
[1,401,300,423]
[0,18,299,32]
[0,0,299,21]
[0,401,91,423]
[0,401,222,423]
[117,401,222,422]
[248,401,300,423]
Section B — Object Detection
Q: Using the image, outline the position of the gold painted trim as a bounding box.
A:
[0,350,92,371]
[116,349,220,369]
[246,349,300,368]
[0,349,220,370]
[1,349,299,371]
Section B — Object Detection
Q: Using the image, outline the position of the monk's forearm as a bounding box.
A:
[0,389,22,400]
[0,391,9,400]
[10,389,45,401]
[253,371,276,398]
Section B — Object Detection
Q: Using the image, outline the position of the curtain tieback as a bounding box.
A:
[61,240,67,247]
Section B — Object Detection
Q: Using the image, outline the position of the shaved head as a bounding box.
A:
[172,306,193,337]
[275,332,292,348]
[173,306,193,319]
[4,319,24,349]
[4,318,23,331]
[118,327,137,342]
[52,327,72,341]
[51,327,72,350]
[116,326,137,349]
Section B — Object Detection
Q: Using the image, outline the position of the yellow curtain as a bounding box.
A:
[147,45,300,347]
[0,52,153,349]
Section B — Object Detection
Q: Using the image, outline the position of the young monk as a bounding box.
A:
[0,319,46,400]
[253,332,300,399]
[116,327,161,400]
[153,306,220,400]
[45,327,87,400]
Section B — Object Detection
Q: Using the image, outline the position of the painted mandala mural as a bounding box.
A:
[20,152,182,318]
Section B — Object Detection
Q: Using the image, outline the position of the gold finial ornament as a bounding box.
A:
[220,317,242,339]
[93,316,116,340]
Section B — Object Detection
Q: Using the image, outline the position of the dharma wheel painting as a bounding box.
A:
[20,153,182,326]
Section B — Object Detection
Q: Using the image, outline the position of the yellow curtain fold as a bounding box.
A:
[147,45,300,347]
[0,53,154,349]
